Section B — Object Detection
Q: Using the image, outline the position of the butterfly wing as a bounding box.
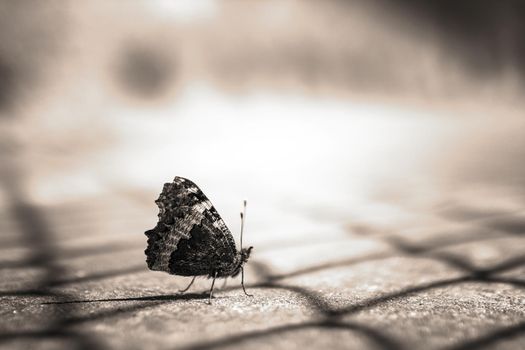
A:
[144,177,238,276]
[168,217,238,276]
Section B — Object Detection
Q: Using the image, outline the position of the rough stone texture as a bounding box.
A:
[0,190,524,350]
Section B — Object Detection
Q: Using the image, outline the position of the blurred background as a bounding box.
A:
[1,1,525,349]
[1,0,524,216]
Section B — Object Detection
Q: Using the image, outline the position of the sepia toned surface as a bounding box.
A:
[1,1,524,349]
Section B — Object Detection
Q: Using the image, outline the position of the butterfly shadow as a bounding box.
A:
[42,292,211,305]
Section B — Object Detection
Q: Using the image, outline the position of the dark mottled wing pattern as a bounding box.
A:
[144,177,237,276]
[169,222,235,276]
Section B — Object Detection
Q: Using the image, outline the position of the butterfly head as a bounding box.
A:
[229,246,253,277]
[241,246,253,263]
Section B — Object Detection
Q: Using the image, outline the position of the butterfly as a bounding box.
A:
[144,176,253,303]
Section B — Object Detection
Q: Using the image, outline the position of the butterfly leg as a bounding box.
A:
[178,276,196,293]
[241,267,253,297]
[220,278,228,290]
[208,271,218,304]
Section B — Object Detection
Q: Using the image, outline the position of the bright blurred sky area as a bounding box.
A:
[1,0,524,229]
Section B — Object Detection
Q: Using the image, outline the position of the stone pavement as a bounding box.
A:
[0,187,524,350]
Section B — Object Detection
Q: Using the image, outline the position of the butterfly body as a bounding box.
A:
[144,177,253,282]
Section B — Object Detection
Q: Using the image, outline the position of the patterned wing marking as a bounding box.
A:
[168,219,239,277]
[145,176,237,274]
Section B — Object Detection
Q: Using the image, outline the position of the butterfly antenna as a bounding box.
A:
[240,200,247,250]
